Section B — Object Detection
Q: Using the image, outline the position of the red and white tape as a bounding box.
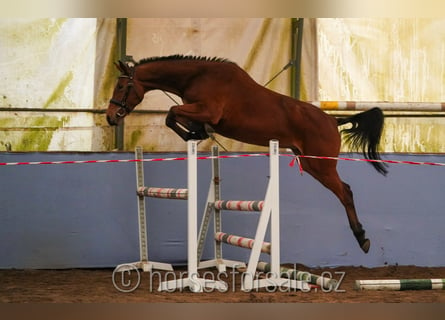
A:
[285,154,445,168]
[0,152,444,168]
[0,153,267,166]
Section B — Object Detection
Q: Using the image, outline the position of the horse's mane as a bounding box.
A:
[136,54,235,66]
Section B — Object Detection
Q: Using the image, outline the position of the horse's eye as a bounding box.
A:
[117,84,123,90]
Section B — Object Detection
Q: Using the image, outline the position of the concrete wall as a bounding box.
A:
[0,150,444,269]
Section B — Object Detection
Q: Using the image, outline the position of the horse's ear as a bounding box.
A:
[115,60,131,75]
[114,61,124,73]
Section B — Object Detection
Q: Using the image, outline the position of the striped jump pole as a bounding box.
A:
[354,279,445,291]
[215,232,271,254]
[137,187,188,199]
[256,262,338,290]
[214,200,264,211]
[309,101,445,111]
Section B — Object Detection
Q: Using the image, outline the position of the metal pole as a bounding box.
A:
[115,18,127,150]
[291,18,304,100]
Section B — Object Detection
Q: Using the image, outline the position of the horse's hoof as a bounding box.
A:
[190,131,209,140]
[361,239,370,253]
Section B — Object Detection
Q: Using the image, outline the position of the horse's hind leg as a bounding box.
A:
[296,153,370,253]
[340,181,370,253]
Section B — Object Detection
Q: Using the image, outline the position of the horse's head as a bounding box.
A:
[106,61,144,126]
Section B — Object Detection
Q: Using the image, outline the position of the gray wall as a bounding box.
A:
[0,151,444,269]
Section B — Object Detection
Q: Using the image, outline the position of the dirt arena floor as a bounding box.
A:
[1,264,445,303]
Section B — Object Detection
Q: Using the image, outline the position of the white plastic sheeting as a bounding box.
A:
[0,19,95,109]
[127,18,292,103]
[316,18,445,102]
[122,18,292,152]
[1,18,445,152]
[123,18,445,153]
[0,18,292,152]
[310,19,445,153]
[0,18,115,151]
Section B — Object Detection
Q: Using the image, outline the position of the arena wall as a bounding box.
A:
[0,151,444,269]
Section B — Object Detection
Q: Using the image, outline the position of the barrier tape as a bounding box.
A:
[1,152,445,168]
[285,154,445,168]
[0,153,267,166]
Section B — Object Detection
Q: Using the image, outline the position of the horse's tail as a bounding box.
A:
[337,107,388,176]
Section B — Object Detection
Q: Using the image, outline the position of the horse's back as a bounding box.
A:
[277,96,341,152]
[290,98,337,129]
[192,61,340,152]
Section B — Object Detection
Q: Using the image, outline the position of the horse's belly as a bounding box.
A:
[213,123,295,148]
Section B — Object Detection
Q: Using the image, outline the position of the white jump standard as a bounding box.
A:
[116,141,227,292]
[157,141,227,292]
[198,140,309,291]
[114,146,174,273]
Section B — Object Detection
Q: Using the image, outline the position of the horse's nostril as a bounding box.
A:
[106,115,114,126]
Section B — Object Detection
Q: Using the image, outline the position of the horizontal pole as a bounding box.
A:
[0,107,167,114]
[215,232,270,254]
[326,110,445,118]
[3,103,445,114]
[354,279,445,291]
[137,187,188,199]
[256,262,338,290]
[310,101,445,112]
[214,200,264,212]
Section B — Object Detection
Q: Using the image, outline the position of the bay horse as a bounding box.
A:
[106,55,387,253]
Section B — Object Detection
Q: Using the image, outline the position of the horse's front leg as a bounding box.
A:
[165,109,209,141]
[166,102,222,140]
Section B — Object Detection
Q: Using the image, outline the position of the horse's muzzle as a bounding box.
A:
[106,114,118,126]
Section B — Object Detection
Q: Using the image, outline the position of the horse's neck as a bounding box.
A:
[136,62,198,96]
